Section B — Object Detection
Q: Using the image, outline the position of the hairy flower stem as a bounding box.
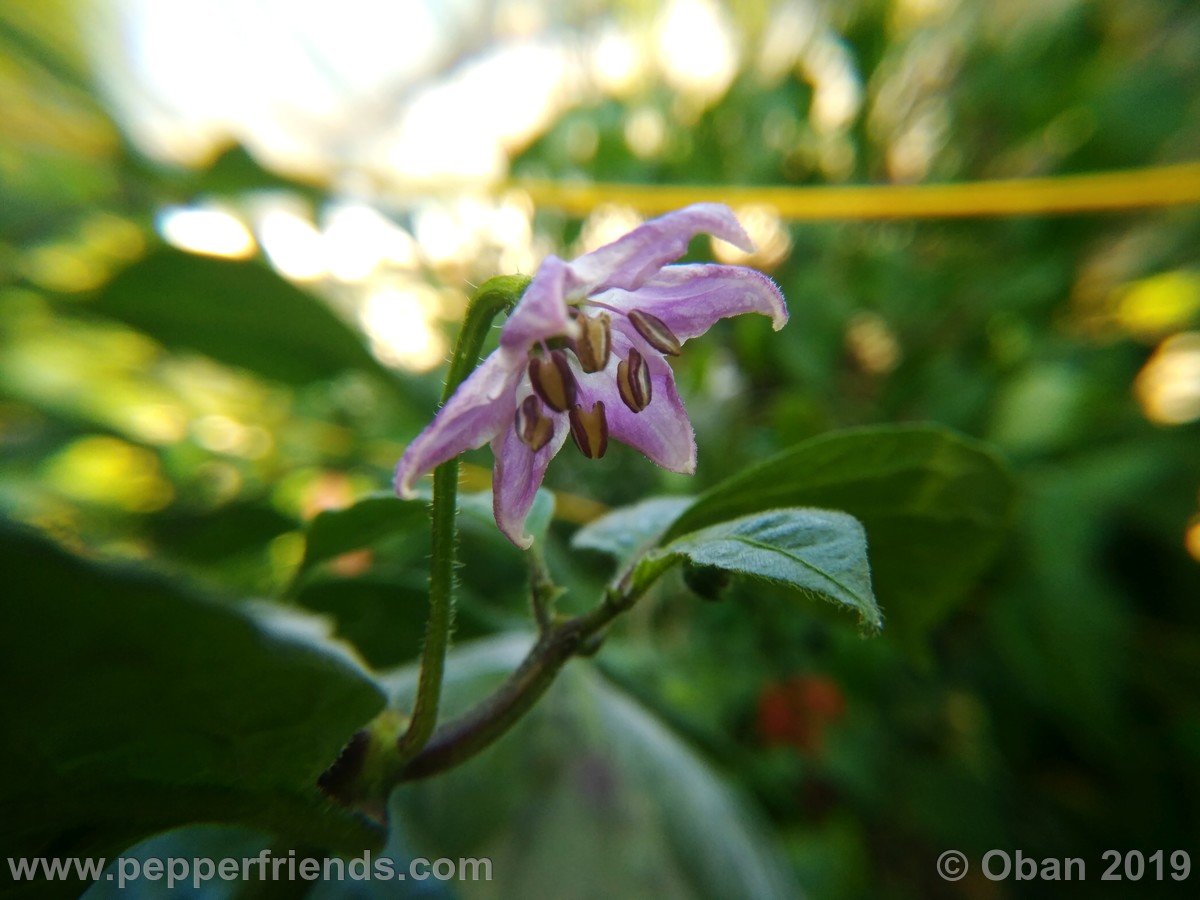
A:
[323,501,670,807]
[394,275,531,763]
[528,545,559,635]
[396,567,655,781]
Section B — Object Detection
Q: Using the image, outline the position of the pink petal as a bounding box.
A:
[491,403,570,548]
[394,352,521,498]
[566,204,754,295]
[500,255,576,353]
[578,331,696,474]
[599,264,788,342]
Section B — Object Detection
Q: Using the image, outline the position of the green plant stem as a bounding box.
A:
[394,275,530,762]
[396,564,661,781]
[527,545,558,635]
[322,546,674,807]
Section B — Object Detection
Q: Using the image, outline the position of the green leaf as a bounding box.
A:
[666,425,1016,646]
[298,492,427,578]
[295,576,496,669]
[146,500,295,563]
[643,508,879,630]
[82,825,272,900]
[0,522,386,891]
[295,577,433,670]
[293,487,552,663]
[88,248,388,385]
[571,495,693,567]
[298,488,555,580]
[387,635,800,900]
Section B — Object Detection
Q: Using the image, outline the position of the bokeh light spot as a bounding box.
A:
[360,283,446,372]
[43,436,173,513]
[158,206,256,259]
[1135,332,1200,425]
[1115,270,1200,341]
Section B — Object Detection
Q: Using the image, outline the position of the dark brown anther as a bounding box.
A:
[568,401,608,459]
[528,350,577,412]
[616,348,652,412]
[571,310,612,373]
[627,309,682,356]
[514,395,554,452]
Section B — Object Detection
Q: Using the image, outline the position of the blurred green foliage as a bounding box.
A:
[2,1,1199,898]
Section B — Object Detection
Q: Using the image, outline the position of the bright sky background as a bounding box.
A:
[88,0,566,180]
[81,0,772,184]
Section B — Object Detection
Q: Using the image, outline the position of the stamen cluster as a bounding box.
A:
[519,306,683,460]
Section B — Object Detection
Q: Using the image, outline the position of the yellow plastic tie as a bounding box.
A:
[514,162,1200,220]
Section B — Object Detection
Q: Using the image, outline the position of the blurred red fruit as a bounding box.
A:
[756,675,847,754]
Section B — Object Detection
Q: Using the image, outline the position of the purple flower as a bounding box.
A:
[394,204,788,548]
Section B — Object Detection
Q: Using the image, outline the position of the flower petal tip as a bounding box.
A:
[728,230,757,255]
[757,272,789,330]
[691,202,755,253]
[393,468,418,500]
[672,433,698,476]
[496,514,536,550]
